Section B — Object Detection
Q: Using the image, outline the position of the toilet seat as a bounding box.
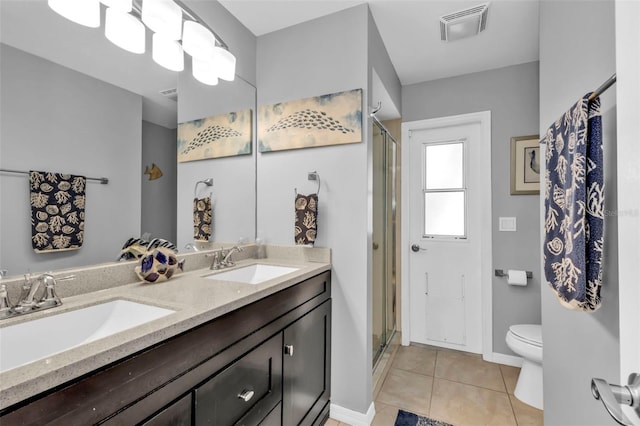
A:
[508,324,542,347]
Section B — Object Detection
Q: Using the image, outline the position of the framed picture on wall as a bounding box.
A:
[510,135,540,195]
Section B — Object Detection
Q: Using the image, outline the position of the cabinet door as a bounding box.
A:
[141,393,192,426]
[195,333,283,426]
[283,300,331,426]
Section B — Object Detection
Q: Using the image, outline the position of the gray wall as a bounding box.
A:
[176,1,257,250]
[257,5,374,415]
[402,62,541,355]
[0,44,142,276]
[539,1,619,424]
[141,120,177,243]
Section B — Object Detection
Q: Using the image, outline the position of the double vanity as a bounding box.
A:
[0,245,331,425]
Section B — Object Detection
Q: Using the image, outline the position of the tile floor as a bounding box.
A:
[326,340,543,426]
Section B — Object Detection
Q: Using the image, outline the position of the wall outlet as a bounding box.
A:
[499,217,517,231]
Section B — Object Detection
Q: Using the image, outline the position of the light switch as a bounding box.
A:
[499,217,517,231]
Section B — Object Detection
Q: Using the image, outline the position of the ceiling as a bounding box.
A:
[219,0,540,85]
[1,1,539,126]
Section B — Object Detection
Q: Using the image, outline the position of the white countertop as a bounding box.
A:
[0,253,330,410]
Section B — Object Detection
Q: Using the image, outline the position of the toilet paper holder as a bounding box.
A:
[495,269,532,279]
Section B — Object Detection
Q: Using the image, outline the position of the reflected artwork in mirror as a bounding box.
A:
[0,0,257,277]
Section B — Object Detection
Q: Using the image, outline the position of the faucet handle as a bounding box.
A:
[37,275,63,308]
[0,284,13,319]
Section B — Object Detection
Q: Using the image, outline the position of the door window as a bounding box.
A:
[423,141,467,238]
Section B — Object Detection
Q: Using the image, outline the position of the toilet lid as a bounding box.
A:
[509,324,542,347]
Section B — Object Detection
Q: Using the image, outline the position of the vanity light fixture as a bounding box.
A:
[48,0,236,85]
[440,3,489,42]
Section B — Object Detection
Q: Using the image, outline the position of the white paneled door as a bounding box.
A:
[404,112,491,355]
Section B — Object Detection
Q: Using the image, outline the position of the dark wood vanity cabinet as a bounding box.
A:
[0,271,331,426]
[283,301,331,426]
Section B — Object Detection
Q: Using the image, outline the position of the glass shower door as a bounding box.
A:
[372,120,397,368]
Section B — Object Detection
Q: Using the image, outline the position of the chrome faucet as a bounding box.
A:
[0,273,73,319]
[221,246,243,267]
[206,251,222,270]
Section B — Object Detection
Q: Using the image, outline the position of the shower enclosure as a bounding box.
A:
[372,119,398,367]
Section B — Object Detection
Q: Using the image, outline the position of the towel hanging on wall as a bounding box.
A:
[29,171,86,253]
[193,196,212,242]
[542,93,604,312]
[295,193,318,246]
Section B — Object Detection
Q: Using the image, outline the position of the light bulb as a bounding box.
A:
[212,47,236,81]
[105,8,145,54]
[100,0,132,13]
[152,33,184,71]
[192,57,219,86]
[143,0,183,40]
[183,21,217,60]
[48,0,100,28]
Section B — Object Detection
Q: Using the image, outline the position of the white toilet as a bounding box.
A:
[505,324,543,410]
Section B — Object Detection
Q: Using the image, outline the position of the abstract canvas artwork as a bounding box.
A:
[258,89,362,152]
[177,109,252,162]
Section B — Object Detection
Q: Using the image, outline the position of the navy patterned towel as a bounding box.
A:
[294,193,318,246]
[30,171,86,253]
[542,93,604,312]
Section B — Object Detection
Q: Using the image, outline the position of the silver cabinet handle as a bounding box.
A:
[237,389,254,402]
[591,374,640,425]
[284,344,294,356]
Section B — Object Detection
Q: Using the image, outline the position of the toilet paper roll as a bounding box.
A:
[507,269,528,286]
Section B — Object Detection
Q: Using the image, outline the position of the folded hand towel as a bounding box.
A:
[193,196,212,241]
[542,94,604,312]
[295,193,318,246]
[30,171,86,253]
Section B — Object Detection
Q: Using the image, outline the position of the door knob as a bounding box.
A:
[591,373,640,425]
[411,244,426,252]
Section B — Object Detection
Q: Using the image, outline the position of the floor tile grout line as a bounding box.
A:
[500,365,521,425]
[429,349,439,417]
[433,374,512,395]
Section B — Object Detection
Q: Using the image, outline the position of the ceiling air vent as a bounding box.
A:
[440,3,489,42]
[159,87,178,102]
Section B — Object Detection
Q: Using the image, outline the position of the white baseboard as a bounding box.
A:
[330,402,375,426]
[485,351,523,367]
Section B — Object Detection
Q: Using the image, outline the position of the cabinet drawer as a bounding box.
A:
[141,393,192,426]
[195,333,283,426]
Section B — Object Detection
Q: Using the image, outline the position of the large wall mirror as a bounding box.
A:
[0,0,256,277]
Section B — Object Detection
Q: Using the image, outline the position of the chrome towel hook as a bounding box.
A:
[308,171,320,195]
[194,178,213,198]
[294,171,321,196]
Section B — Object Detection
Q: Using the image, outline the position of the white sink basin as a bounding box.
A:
[205,264,299,284]
[0,299,175,373]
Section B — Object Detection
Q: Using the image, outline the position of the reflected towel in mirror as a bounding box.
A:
[193,196,212,241]
[295,193,318,246]
[30,171,86,253]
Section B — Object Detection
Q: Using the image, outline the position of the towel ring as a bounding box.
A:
[295,171,320,196]
[194,178,213,198]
